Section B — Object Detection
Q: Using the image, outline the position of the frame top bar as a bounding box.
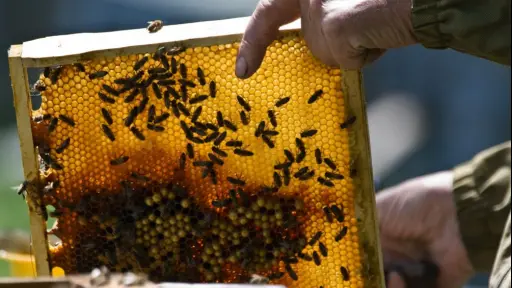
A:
[19,17,300,68]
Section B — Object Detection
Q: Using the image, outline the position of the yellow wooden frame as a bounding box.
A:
[8,17,384,287]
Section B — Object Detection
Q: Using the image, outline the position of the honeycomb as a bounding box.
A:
[29,36,364,287]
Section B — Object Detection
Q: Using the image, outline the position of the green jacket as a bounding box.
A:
[412,0,510,286]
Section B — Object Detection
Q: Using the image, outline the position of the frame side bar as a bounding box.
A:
[8,45,51,276]
[343,70,385,288]
[21,17,300,68]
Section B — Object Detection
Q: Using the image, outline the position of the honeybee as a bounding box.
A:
[147,20,163,33]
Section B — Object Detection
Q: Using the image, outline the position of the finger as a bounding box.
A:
[236,0,300,79]
[303,0,338,66]
[387,271,407,288]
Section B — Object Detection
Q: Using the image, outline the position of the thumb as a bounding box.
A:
[236,0,300,79]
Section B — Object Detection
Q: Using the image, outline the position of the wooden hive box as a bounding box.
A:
[8,17,384,288]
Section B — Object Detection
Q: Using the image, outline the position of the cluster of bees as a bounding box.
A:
[23,37,359,286]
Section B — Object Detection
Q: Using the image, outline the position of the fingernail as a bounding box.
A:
[235,56,248,78]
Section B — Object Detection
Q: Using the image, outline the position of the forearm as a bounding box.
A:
[452,141,511,272]
[412,0,511,65]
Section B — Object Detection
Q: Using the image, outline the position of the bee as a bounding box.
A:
[330,204,344,222]
[274,162,292,170]
[284,149,294,162]
[227,176,245,186]
[101,124,115,141]
[43,67,51,78]
[88,70,108,80]
[298,252,313,261]
[255,121,265,137]
[262,135,275,148]
[110,155,129,166]
[33,80,46,92]
[283,167,291,186]
[225,140,243,147]
[317,177,334,187]
[154,112,170,124]
[151,83,162,99]
[179,63,187,78]
[293,167,310,178]
[204,131,220,143]
[157,79,176,86]
[298,170,315,180]
[234,148,253,157]
[155,72,173,80]
[124,88,140,103]
[15,180,30,199]
[300,129,317,138]
[147,105,156,123]
[294,138,305,152]
[275,96,290,107]
[179,153,187,170]
[170,57,178,74]
[313,251,321,266]
[148,67,167,75]
[208,80,217,98]
[147,124,165,132]
[309,231,322,246]
[267,110,277,127]
[223,120,238,132]
[268,272,284,280]
[236,95,251,112]
[58,114,75,127]
[319,242,328,257]
[262,130,279,136]
[164,90,172,109]
[159,54,170,71]
[213,132,227,146]
[207,153,224,165]
[323,206,333,223]
[170,100,180,118]
[308,89,324,104]
[130,172,150,182]
[55,138,71,154]
[205,122,218,131]
[285,264,298,281]
[193,160,213,167]
[191,106,203,123]
[48,117,58,133]
[102,84,119,97]
[130,127,145,141]
[98,91,116,104]
[167,86,180,100]
[137,96,149,114]
[211,146,228,158]
[315,148,323,164]
[340,266,350,281]
[146,20,163,33]
[340,115,357,129]
[180,120,193,137]
[167,46,186,56]
[179,79,196,88]
[125,107,139,127]
[334,226,348,242]
[325,171,344,180]
[238,111,249,125]
[273,172,282,188]
[324,157,337,170]
[134,56,149,71]
[50,66,62,84]
[216,111,224,127]
[296,150,306,163]
[191,126,207,136]
[177,102,190,117]
[189,94,208,105]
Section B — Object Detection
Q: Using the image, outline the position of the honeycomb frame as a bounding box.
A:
[8,17,384,287]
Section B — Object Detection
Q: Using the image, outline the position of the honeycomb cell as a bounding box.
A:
[34,37,363,287]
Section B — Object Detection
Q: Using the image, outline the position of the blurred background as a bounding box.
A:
[0,0,509,286]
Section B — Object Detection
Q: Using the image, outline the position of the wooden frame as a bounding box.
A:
[8,17,384,287]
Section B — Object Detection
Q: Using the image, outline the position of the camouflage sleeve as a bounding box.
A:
[411,0,511,65]
[452,142,511,278]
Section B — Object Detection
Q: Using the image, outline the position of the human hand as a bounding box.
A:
[377,171,475,288]
[235,0,418,78]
